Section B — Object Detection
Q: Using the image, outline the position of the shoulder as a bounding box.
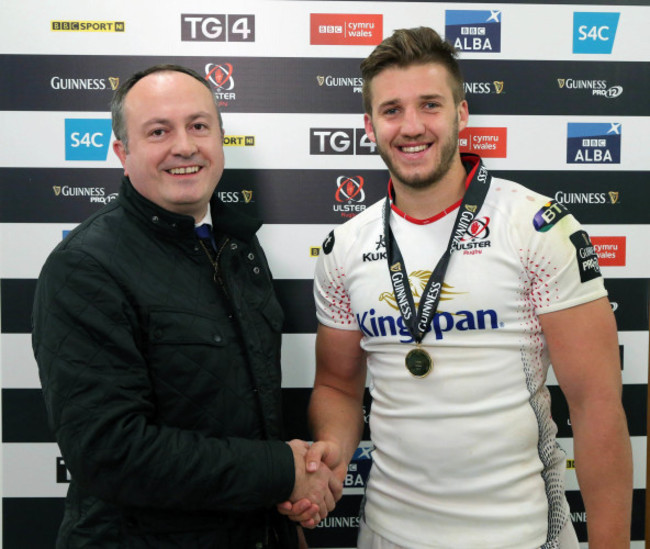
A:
[325,199,384,248]
[486,177,551,213]
[483,176,576,233]
[56,201,123,253]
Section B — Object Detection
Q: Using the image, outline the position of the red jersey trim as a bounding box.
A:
[387,154,480,226]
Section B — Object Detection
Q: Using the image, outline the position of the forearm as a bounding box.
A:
[309,383,364,478]
[571,401,632,548]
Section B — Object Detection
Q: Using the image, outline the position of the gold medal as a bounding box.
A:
[405,347,432,378]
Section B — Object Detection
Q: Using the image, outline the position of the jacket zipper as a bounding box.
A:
[214,236,230,297]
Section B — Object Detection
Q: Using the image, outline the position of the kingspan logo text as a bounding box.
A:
[356,307,500,342]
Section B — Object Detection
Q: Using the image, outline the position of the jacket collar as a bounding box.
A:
[118,176,261,243]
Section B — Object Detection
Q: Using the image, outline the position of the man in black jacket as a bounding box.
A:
[32,64,339,548]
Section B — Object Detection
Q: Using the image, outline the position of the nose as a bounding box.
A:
[401,107,425,138]
[171,130,198,157]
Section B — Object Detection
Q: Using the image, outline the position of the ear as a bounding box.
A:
[363,113,377,143]
[457,100,469,133]
[113,140,128,175]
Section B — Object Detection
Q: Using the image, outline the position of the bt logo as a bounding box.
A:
[65,119,112,161]
[573,12,620,54]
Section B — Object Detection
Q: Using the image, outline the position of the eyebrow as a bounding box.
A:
[141,111,214,127]
[377,93,446,111]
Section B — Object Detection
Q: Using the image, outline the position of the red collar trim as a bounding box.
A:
[387,154,479,226]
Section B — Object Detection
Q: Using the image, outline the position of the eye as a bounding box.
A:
[150,128,165,137]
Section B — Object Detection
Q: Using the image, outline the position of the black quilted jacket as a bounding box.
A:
[32,177,298,548]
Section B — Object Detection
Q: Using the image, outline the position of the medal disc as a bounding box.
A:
[405,348,432,378]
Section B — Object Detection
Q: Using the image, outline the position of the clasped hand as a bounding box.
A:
[277,440,345,528]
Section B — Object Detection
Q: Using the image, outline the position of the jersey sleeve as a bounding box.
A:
[313,228,359,330]
[517,198,607,315]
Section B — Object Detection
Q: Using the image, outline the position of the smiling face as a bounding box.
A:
[364,63,468,191]
[113,71,224,221]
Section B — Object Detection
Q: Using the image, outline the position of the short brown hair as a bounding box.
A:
[360,27,465,114]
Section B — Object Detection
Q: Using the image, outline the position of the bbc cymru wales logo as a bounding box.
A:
[573,12,620,54]
[310,13,383,45]
[181,14,255,42]
[567,122,621,164]
[65,119,112,161]
[445,10,501,52]
[51,21,124,32]
[591,236,626,267]
[458,127,507,158]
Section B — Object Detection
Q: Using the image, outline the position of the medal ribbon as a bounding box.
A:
[383,156,492,345]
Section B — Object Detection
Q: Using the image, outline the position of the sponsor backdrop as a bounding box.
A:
[1,0,648,547]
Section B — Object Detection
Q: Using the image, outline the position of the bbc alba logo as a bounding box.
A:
[445,10,502,52]
[181,14,255,42]
[567,122,621,164]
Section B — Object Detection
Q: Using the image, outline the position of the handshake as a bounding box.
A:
[277,439,346,528]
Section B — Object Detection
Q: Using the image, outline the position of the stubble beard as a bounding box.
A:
[376,118,460,190]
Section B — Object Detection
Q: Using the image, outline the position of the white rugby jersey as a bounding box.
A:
[314,156,606,549]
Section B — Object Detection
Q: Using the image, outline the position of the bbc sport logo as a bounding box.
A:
[65,119,112,161]
[573,12,620,54]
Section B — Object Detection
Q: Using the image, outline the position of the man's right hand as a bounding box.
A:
[305,440,347,481]
[278,440,343,527]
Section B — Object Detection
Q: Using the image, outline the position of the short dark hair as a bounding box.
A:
[360,27,465,114]
[111,64,222,150]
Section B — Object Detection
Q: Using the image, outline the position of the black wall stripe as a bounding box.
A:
[1,168,648,225]
[1,55,648,115]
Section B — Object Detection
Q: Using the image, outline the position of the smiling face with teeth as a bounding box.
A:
[113,70,224,222]
[364,63,469,196]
